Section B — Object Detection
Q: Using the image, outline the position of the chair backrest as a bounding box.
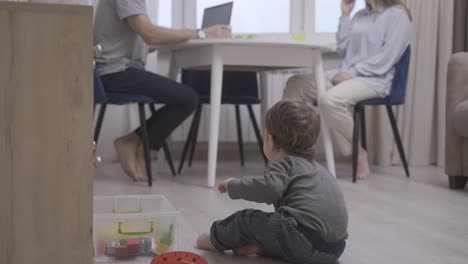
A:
[388,46,411,105]
[181,70,259,99]
[94,68,107,103]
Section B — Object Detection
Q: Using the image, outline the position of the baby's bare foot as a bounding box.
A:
[195,233,216,251]
[114,134,140,181]
[357,147,370,180]
[233,244,263,256]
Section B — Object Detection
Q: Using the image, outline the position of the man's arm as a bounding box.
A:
[126,15,231,45]
[126,15,196,44]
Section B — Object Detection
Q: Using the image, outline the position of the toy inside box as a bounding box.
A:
[93,195,180,261]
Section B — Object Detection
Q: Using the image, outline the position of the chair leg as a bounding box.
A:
[360,106,367,150]
[235,104,245,167]
[386,105,410,177]
[149,104,157,115]
[352,107,361,183]
[177,106,201,174]
[247,105,268,164]
[163,142,176,177]
[188,105,202,168]
[93,104,107,149]
[138,103,153,187]
[448,176,468,190]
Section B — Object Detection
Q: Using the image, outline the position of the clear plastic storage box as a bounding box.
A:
[93,195,179,262]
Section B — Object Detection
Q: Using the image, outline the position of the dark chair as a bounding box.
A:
[93,69,176,186]
[177,70,268,174]
[352,47,411,183]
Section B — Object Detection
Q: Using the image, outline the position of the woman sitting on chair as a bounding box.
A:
[283,0,411,180]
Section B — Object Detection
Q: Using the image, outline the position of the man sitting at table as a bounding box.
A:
[94,0,232,182]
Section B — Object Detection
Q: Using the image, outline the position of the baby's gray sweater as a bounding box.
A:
[228,155,348,242]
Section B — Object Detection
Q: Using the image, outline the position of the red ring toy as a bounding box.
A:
[151,251,208,264]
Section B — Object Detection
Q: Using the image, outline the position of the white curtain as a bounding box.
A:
[364,0,453,167]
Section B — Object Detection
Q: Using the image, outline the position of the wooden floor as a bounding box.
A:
[94,159,468,264]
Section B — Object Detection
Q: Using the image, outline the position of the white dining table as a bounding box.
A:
[153,38,336,187]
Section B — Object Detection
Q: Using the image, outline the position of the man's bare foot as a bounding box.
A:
[195,233,217,251]
[233,244,263,256]
[114,133,140,181]
[357,147,370,180]
[135,143,154,182]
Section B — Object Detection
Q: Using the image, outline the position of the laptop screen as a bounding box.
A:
[201,2,233,28]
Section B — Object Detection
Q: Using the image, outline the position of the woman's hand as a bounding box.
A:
[218,178,235,193]
[332,72,352,85]
[341,0,356,16]
[204,25,232,39]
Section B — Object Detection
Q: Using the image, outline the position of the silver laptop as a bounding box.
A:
[201,2,233,28]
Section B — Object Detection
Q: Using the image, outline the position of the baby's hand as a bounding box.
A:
[218,178,235,193]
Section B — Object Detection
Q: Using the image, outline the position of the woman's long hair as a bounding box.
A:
[367,0,412,20]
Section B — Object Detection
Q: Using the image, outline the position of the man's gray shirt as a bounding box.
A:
[228,156,349,242]
[94,0,149,75]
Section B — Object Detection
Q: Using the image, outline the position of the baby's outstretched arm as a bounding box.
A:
[218,178,235,193]
[217,160,290,204]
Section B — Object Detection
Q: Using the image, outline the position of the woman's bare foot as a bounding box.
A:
[195,233,217,251]
[233,244,263,256]
[135,143,155,182]
[357,147,370,180]
[114,133,140,181]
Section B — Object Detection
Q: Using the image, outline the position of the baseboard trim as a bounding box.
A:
[166,141,351,163]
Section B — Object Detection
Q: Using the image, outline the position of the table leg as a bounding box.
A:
[168,58,178,82]
[259,71,269,120]
[155,51,172,77]
[314,51,337,178]
[207,53,224,187]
